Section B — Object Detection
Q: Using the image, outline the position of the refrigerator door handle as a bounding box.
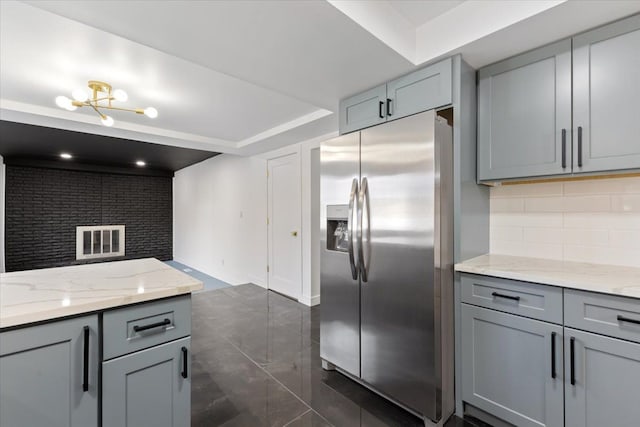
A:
[348,178,359,280]
[358,177,371,282]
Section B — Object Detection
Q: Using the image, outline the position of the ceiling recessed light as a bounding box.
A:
[60,153,72,159]
[136,160,146,167]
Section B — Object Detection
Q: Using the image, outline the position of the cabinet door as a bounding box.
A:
[102,337,191,427]
[461,304,564,427]
[565,328,640,427]
[573,15,640,173]
[477,39,572,181]
[386,57,452,121]
[0,315,99,427]
[339,84,386,134]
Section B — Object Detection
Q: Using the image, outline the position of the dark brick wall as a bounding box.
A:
[5,166,172,271]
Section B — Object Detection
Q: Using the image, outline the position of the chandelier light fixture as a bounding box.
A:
[55,80,158,127]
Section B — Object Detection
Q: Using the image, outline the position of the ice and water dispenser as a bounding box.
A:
[326,205,350,252]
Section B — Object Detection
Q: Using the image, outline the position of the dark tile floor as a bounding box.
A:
[191,284,481,427]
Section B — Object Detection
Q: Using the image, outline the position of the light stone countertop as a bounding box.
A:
[455,254,640,299]
[0,258,203,329]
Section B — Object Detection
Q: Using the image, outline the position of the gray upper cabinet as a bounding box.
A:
[477,39,572,181]
[0,315,99,427]
[572,14,640,174]
[461,304,564,427]
[564,328,640,427]
[339,57,454,134]
[478,14,640,182]
[102,337,191,427]
[386,58,452,121]
[339,84,387,134]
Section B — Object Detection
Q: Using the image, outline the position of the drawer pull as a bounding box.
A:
[551,332,557,379]
[491,292,520,302]
[617,315,640,326]
[181,347,189,379]
[133,318,171,333]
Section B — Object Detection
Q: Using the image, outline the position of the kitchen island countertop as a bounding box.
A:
[0,258,203,329]
[455,254,640,298]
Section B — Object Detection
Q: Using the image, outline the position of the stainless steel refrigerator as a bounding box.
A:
[320,109,455,425]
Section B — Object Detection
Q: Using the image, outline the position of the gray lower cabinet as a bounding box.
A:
[572,14,640,174]
[477,39,572,181]
[102,337,191,427]
[0,315,99,427]
[461,273,640,427]
[461,304,564,427]
[339,84,387,134]
[564,328,640,427]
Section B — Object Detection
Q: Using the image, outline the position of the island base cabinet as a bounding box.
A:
[102,337,191,427]
[461,304,564,427]
[564,328,640,427]
[0,315,99,427]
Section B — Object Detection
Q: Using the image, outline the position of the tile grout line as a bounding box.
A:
[219,335,312,408]
[196,288,332,426]
[281,409,312,427]
[219,334,335,427]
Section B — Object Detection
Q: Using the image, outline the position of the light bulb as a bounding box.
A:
[101,115,114,127]
[55,96,77,111]
[55,95,71,109]
[143,107,158,118]
[72,88,88,102]
[113,89,128,102]
[60,153,73,159]
[136,160,146,167]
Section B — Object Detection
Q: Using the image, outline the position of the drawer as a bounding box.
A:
[103,295,191,360]
[565,289,640,344]
[461,273,563,324]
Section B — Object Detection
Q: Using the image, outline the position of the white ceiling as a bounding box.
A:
[389,1,465,27]
[2,0,639,157]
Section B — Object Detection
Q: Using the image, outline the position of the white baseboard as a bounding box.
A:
[298,294,320,307]
[246,274,267,288]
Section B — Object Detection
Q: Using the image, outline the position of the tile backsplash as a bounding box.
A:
[490,176,640,268]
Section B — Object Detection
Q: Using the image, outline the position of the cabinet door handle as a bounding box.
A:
[133,318,171,333]
[181,346,189,379]
[386,98,392,116]
[83,326,90,392]
[577,126,583,167]
[551,332,557,379]
[561,129,567,169]
[491,292,520,302]
[618,315,640,326]
[378,101,384,119]
[570,337,576,386]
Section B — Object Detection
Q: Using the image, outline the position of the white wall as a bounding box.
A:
[173,154,268,286]
[0,155,4,273]
[173,132,332,306]
[490,176,640,267]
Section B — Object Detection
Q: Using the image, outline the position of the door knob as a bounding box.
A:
[291,231,298,237]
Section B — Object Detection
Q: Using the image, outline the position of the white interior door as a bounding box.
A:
[267,153,301,299]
